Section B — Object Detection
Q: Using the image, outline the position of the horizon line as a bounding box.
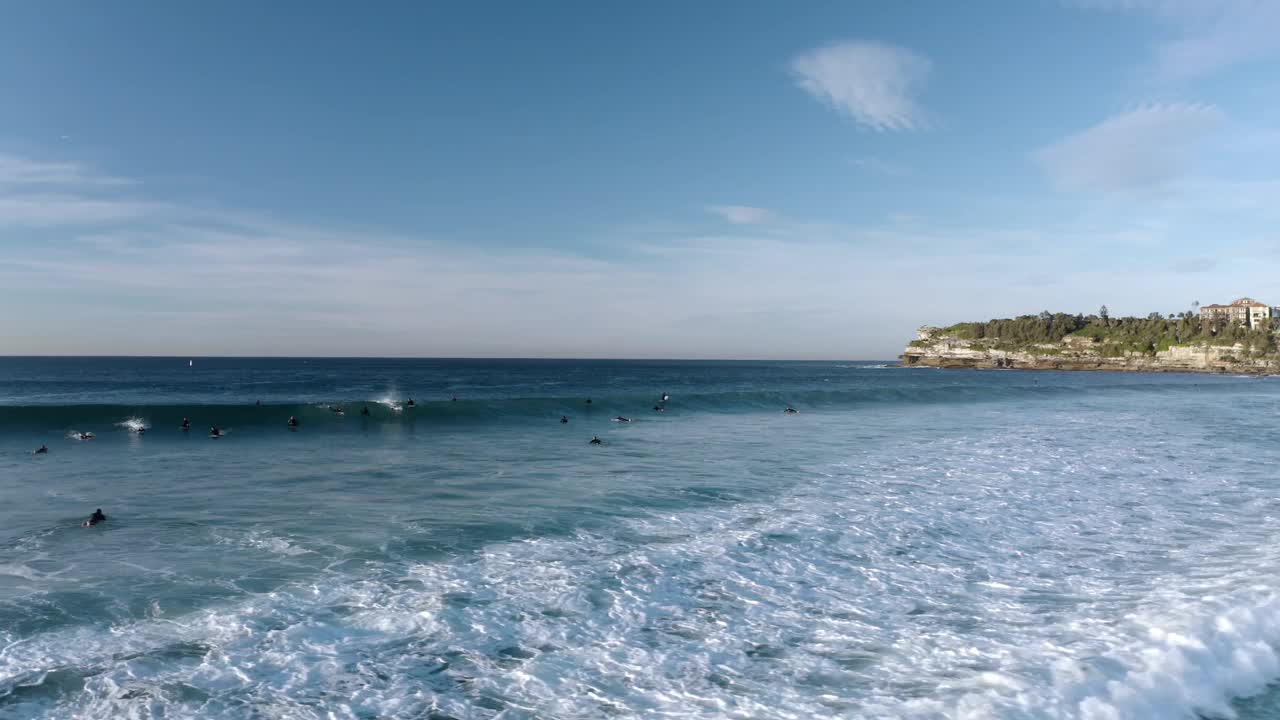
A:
[0,354,895,363]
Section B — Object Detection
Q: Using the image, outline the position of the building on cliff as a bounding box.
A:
[1199,298,1272,329]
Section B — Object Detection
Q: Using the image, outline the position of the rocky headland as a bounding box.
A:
[900,312,1280,375]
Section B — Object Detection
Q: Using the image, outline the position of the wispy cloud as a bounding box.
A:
[791,41,931,131]
[0,194,164,227]
[0,148,1089,358]
[4,143,1276,358]
[706,205,774,225]
[1069,0,1280,81]
[1033,103,1224,193]
[0,151,156,228]
[0,152,132,187]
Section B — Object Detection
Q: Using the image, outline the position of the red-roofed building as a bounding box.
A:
[1199,298,1273,329]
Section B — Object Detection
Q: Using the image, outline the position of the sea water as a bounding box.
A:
[3,358,1280,719]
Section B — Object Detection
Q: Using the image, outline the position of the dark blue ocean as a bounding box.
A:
[4,358,1280,719]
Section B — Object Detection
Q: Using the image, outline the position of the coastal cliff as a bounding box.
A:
[901,322,1280,375]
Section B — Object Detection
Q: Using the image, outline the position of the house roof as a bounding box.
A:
[1201,299,1270,309]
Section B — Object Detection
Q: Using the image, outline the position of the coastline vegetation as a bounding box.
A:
[938,309,1279,358]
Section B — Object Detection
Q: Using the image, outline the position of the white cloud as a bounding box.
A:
[0,153,1046,358]
[5,145,1280,359]
[0,152,131,187]
[1070,0,1280,81]
[0,151,155,227]
[1033,103,1224,192]
[706,205,773,225]
[790,41,931,131]
[0,194,162,227]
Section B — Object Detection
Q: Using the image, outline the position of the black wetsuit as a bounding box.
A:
[86,510,105,526]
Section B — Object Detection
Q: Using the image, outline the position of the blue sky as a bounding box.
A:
[2,0,1279,358]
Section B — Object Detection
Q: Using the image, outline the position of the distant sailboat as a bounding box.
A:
[188,360,193,368]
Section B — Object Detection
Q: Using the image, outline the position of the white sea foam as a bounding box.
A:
[8,402,1280,718]
[115,417,148,432]
[0,563,42,581]
[7,459,1280,718]
[213,529,310,558]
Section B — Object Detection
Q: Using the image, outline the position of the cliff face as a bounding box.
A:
[900,327,1278,374]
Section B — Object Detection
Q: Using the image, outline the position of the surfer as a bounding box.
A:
[585,397,592,405]
[361,406,370,416]
[613,416,631,422]
[33,444,47,455]
[287,416,299,428]
[406,398,415,408]
[589,436,602,445]
[181,418,190,431]
[661,393,669,402]
[784,407,799,415]
[78,432,93,440]
[329,405,344,414]
[83,508,105,527]
[653,405,664,412]
[560,415,569,424]
[209,426,222,438]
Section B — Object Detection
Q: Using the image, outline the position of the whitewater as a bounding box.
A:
[3,357,1280,719]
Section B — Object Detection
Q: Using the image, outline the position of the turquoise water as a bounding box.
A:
[3,358,1280,718]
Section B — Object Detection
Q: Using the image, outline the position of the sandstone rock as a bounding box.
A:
[900,328,1276,375]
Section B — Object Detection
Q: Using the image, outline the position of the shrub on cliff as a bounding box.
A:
[940,311,1277,357]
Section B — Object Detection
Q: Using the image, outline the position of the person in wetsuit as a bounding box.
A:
[361,406,370,416]
[181,418,190,430]
[84,508,105,527]
[560,415,569,424]
[210,426,221,438]
[406,398,415,408]
[288,416,299,428]
[33,444,48,455]
[589,436,602,445]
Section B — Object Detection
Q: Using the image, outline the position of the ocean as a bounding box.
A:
[3,357,1280,719]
